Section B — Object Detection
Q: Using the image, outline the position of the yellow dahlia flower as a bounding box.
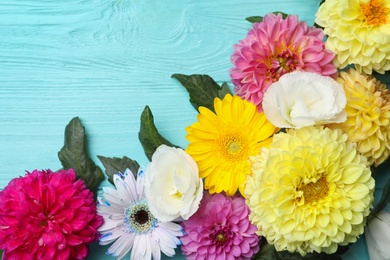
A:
[245,126,374,255]
[315,0,390,74]
[186,94,277,196]
[328,68,390,166]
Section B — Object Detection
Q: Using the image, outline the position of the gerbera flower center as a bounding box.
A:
[299,177,329,204]
[361,0,389,26]
[134,209,149,224]
[124,202,158,234]
[228,141,241,153]
[218,133,249,162]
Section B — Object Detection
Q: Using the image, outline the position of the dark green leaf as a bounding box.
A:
[252,241,279,260]
[58,117,104,197]
[314,22,324,29]
[246,16,264,23]
[276,251,342,260]
[253,240,345,260]
[171,74,232,112]
[220,82,232,97]
[246,12,289,23]
[97,155,140,184]
[138,106,180,161]
[370,175,390,219]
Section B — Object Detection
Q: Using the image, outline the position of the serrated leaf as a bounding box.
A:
[171,74,232,112]
[138,106,180,161]
[97,155,140,184]
[58,117,104,197]
[246,12,289,23]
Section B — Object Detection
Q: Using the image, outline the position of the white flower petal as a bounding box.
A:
[365,211,390,260]
[144,145,203,222]
[154,227,178,257]
[263,71,346,128]
[97,218,123,232]
[107,233,135,259]
[99,228,125,245]
[131,234,152,260]
[123,169,138,202]
[151,231,162,260]
[136,168,146,198]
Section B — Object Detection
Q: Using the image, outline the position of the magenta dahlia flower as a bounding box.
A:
[0,169,103,260]
[230,13,337,111]
[180,192,260,259]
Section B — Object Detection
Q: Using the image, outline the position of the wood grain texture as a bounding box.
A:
[0,0,387,259]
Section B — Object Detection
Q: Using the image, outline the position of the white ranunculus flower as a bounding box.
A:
[365,211,390,260]
[262,71,347,128]
[144,144,203,222]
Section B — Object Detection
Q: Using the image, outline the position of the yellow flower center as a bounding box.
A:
[299,177,329,204]
[218,133,248,162]
[172,189,183,199]
[228,141,241,153]
[361,0,389,26]
[216,233,227,243]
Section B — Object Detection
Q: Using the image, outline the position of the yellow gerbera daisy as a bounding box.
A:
[185,94,277,196]
[315,0,390,74]
[328,68,390,166]
[245,126,374,255]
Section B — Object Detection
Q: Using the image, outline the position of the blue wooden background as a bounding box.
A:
[1,0,388,259]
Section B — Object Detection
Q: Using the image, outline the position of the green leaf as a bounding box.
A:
[246,16,264,23]
[97,155,140,184]
[277,251,342,260]
[171,74,232,112]
[370,175,390,219]
[246,12,289,23]
[220,82,232,97]
[58,117,104,197]
[138,106,180,161]
[252,241,279,260]
[253,240,345,260]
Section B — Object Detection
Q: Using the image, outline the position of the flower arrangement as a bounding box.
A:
[1,1,390,260]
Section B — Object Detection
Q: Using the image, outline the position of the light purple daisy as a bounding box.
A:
[180,192,260,260]
[97,168,183,260]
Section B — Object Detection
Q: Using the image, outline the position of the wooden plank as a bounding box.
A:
[0,1,379,259]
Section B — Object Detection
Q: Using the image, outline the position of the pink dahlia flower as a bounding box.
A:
[0,169,103,260]
[181,192,260,259]
[230,13,337,111]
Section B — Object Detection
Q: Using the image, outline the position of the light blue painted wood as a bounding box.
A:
[0,0,387,259]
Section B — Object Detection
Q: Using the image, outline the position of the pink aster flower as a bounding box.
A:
[0,169,103,260]
[180,192,260,260]
[230,13,337,111]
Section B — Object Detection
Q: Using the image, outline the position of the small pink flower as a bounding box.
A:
[230,13,337,111]
[0,169,103,260]
[180,192,260,260]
